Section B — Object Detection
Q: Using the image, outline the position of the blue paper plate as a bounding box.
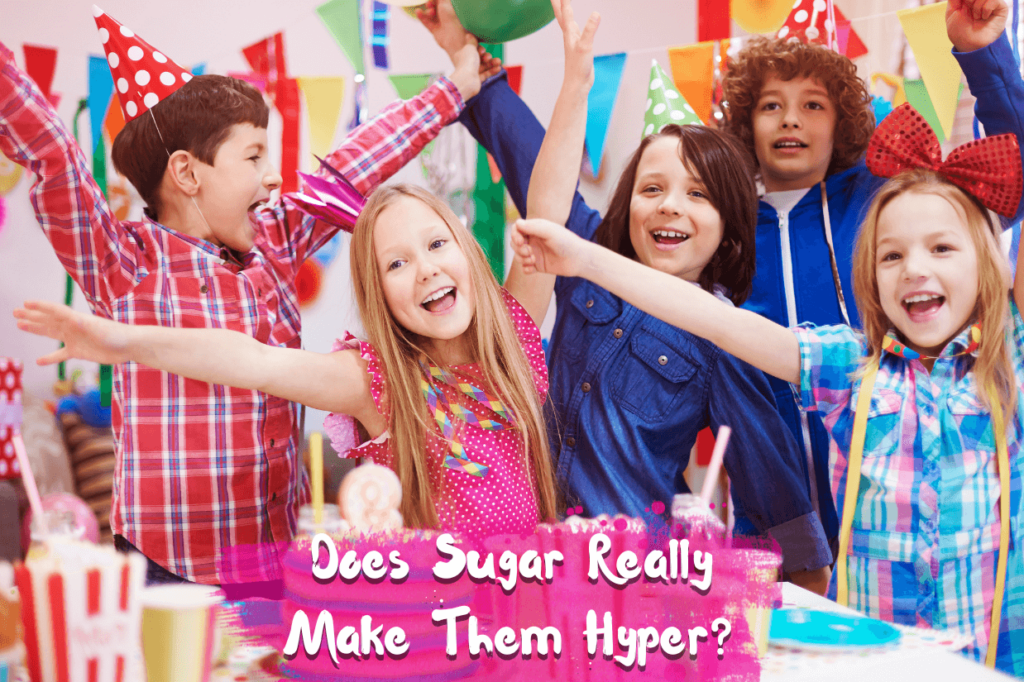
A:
[770,608,902,650]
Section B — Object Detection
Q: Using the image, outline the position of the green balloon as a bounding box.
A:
[450,0,555,43]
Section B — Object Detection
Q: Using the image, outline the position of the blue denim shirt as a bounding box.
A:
[459,74,830,573]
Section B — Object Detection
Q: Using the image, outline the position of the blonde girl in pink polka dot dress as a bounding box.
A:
[16,183,559,537]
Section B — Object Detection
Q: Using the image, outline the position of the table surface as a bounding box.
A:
[762,583,1015,682]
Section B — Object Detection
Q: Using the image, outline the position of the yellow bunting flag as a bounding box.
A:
[668,42,715,124]
[296,76,345,161]
[730,0,792,34]
[872,73,907,108]
[897,2,961,140]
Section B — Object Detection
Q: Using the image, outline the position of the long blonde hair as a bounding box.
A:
[349,183,558,529]
[852,169,1015,416]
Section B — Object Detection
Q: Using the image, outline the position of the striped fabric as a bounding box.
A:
[794,300,1024,674]
[0,42,465,583]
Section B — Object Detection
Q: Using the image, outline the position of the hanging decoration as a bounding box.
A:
[903,79,950,144]
[668,42,715,124]
[317,0,367,128]
[0,153,23,196]
[22,44,60,108]
[372,1,390,69]
[731,0,792,34]
[388,73,435,100]
[472,42,506,280]
[698,0,730,42]
[103,91,126,143]
[87,55,114,153]
[585,52,627,177]
[296,76,346,161]
[505,65,523,95]
[897,2,962,142]
[242,32,301,193]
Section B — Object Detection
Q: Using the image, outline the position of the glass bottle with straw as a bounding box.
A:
[672,425,730,542]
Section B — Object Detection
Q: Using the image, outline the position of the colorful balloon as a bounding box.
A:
[450,0,555,43]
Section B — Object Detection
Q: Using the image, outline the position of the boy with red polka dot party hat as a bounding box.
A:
[721,0,1024,556]
[0,6,496,584]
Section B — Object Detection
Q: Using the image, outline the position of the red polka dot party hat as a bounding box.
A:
[776,0,867,60]
[92,5,193,121]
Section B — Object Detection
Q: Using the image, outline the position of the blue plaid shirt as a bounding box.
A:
[795,300,1024,673]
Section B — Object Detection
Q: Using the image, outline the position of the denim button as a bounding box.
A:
[566,436,576,447]
[658,355,668,366]
[582,382,591,393]
[586,299,594,308]
[613,329,623,339]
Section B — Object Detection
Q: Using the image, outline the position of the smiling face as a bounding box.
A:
[875,191,980,357]
[193,123,282,252]
[627,136,724,281]
[374,196,475,363]
[752,75,837,192]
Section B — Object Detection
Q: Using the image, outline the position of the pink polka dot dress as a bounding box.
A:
[324,290,547,536]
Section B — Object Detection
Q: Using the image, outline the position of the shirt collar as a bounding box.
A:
[145,214,255,268]
[881,323,981,361]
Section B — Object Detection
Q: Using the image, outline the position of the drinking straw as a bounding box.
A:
[699,425,732,508]
[310,432,324,526]
[12,431,48,535]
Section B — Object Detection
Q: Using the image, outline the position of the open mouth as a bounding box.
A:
[651,229,689,245]
[248,199,268,212]
[902,293,944,318]
[421,286,457,313]
[774,140,808,150]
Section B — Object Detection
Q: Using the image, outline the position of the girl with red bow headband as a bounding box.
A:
[509,104,1024,673]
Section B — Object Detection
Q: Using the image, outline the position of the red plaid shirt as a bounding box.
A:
[0,43,464,583]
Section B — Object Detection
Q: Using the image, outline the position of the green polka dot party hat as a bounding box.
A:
[643,60,702,138]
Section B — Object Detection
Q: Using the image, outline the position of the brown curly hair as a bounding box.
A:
[722,36,874,178]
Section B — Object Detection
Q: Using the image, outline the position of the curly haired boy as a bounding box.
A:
[721,0,1024,551]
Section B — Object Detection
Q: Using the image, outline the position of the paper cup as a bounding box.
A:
[141,584,223,682]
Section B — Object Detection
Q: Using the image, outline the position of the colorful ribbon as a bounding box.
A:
[419,361,517,478]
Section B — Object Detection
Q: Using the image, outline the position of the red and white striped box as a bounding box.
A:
[13,540,146,682]
[0,358,23,481]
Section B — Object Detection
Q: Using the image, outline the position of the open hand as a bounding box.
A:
[417,0,502,93]
[14,300,133,366]
[551,0,601,89]
[511,218,588,277]
[947,0,1008,52]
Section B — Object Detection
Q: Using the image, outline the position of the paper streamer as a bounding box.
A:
[388,73,434,100]
[903,78,948,144]
[242,33,301,193]
[317,0,366,75]
[698,0,730,42]
[668,42,715,124]
[472,43,506,279]
[586,52,627,177]
[505,65,523,95]
[22,44,58,103]
[87,55,114,155]
[898,2,961,141]
[297,77,345,161]
[372,1,390,69]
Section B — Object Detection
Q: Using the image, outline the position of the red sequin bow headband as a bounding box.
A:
[866,103,1023,218]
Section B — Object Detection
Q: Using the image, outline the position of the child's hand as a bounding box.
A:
[511,218,588,277]
[551,0,601,90]
[418,0,502,100]
[14,300,133,366]
[946,0,1008,52]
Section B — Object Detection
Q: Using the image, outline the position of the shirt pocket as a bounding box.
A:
[611,329,699,422]
[555,282,621,361]
[855,389,908,532]
[946,389,995,454]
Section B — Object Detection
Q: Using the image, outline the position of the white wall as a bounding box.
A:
[0,0,901,432]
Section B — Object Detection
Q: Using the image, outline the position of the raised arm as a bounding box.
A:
[0,42,141,311]
[14,301,382,428]
[511,218,803,384]
[948,0,1024,222]
[501,0,600,324]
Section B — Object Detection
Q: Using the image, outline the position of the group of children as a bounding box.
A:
[5,0,1024,672]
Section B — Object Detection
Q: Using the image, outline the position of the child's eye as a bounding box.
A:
[880,252,901,262]
[689,189,708,200]
[806,101,825,110]
[249,155,261,162]
[760,101,780,111]
[429,239,447,250]
[641,185,662,194]
[934,244,953,254]
[387,259,405,271]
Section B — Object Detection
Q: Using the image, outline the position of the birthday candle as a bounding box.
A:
[310,432,324,527]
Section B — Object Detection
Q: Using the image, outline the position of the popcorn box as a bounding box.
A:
[0,359,23,481]
[13,540,145,682]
